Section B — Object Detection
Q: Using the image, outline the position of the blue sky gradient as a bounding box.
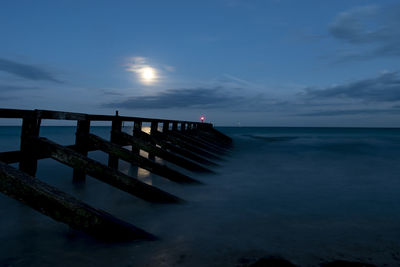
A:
[1,0,400,126]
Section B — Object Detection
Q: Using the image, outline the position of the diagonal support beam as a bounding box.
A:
[35,137,182,203]
[0,161,155,241]
[166,130,228,155]
[88,134,201,184]
[117,132,214,174]
[153,132,222,161]
[133,131,219,166]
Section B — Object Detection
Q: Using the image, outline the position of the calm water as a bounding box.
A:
[1,126,400,266]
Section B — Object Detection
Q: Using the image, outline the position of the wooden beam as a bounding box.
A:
[88,134,201,184]
[36,137,182,203]
[19,113,41,176]
[168,130,227,155]
[133,131,218,166]
[154,132,222,161]
[108,118,122,169]
[117,132,213,173]
[0,161,155,241]
[73,120,91,182]
[148,121,158,161]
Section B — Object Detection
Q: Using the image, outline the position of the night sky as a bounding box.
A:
[1,0,400,126]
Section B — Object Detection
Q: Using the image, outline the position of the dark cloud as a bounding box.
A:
[329,5,400,59]
[299,108,400,117]
[102,87,244,109]
[303,72,400,102]
[102,86,273,111]
[0,58,61,83]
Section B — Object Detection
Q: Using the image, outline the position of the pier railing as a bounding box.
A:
[0,108,231,241]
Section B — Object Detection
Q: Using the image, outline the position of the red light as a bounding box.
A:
[200,116,205,122]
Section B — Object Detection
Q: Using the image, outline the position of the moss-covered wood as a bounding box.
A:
[88,134,201,184]
[0,161,155,241]
[36,137,182,203]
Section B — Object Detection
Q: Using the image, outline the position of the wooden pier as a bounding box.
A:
[0,108,232,241]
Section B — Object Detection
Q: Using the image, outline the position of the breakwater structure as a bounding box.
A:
[0,108,232,241]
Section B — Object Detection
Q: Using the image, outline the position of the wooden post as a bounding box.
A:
[88,134,201,184]
[163,121,169,133]
[108,114,122,169]
[180,122,185,132]
[172,122,178,131]
[133,120,142,135]
[19,111,41,176]
[148,121,158,161]
[133,130,218,166]
[36,137,182,203]
[73,120,90,182]
[132,120,142,153]
[118,132,213,173]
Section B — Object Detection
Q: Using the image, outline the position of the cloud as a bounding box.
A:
[329,4,400,60]
[102,86,272,111]
[303,71,400,102]
[0,58,61,83]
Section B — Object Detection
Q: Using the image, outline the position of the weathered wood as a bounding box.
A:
[0,108,213,129]
[154,132,222,161]
[108,118,122,169]
[19,114,41,176]
[0,161,155,241]
[133,130,219,166]
[36,137,182,203]
[185,129,231,150]
[193,128,233,146]
[117,132,214,173]
[148,121,158,161]
[0,150,21,164]
[132,120,143,155]
[198,126,232,143]
[192,131,232,150]
[88,134,201,184]
[168,130,227,155]
[163,121,169,133]
[73,120,91,181]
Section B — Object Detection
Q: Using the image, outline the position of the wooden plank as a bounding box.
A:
[118,132,214,173]
[185,129,232,150]
[148,121,158,161]
[0,108,213,128]
[19,114,41,176]
[154,132,222,161]
[168,130,227,155]
[193,128,233,146]
[88,134,201,184]
[36,137,182,203]
[108,118,122,169]
[133,131,219,166]
[0,161,155,241]
[0,108,33,118]
[73,120,91,182]
[0,150,21,164]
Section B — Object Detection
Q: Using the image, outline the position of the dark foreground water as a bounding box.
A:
[1,126,400,266]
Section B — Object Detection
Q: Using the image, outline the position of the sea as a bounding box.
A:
[1,126,400,266]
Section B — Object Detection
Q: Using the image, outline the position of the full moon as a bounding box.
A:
[141,67,156,83]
